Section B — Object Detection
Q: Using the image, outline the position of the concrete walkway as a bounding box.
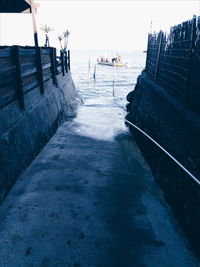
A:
[0,98,198,267]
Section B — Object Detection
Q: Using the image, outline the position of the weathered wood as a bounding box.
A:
[0,47,12,57]
[185,16,196,105]
[41,48,51,55]
[21,66,37,77]
[42,62,51,70]
[23,79,38,94]
[13,46,24,109]
[64,51,68,73]
[36,47,44,94]
[50,48,57,86]
[60,51,65,76]
[67,50,70,70]
[145,16,200,107]
[19,47,37,56]
[0,46,71,106]
[154,32,163,80]
[0,73,16,86]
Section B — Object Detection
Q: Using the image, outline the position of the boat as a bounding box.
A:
[97,56,127,67]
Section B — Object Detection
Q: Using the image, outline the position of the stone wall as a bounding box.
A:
[0,72,80,203]
[126,71,200,257]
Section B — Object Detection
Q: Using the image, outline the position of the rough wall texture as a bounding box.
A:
[126,71,200,257]
[145,16,200,115]
[0,72,80,203]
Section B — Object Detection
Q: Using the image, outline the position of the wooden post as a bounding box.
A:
[64,51,68,73]
[50,47,57,86]
[154,31,163,81]
[145,33,150,72]
[13,46,24,109]
[60,51,65,76]
[36,47,44,94]
[67,50,70,70]
[185,16,196,105]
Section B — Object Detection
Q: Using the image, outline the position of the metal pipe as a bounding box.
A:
[125,119,200,186]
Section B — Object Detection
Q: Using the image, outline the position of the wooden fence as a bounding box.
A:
[145,16,200,114]
[0,46,70,109]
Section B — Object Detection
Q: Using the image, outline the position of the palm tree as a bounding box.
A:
[63,30,70,51]
[40,24,53,47]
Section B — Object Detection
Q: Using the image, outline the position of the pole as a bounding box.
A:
[93,64,96,80]
[88,58,91,84]
[29,0,39,47]
[88,59,91,74]
[112,63,116,97]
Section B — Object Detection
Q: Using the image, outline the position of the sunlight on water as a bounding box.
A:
[69,50,146,141]
[70,50,146,109]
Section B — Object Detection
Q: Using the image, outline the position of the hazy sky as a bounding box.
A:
[0,0,199,50]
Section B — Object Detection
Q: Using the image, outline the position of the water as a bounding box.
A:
[70,50,146,109]
[68,50,146,141]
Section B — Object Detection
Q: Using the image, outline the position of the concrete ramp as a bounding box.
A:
[0,98,198,266]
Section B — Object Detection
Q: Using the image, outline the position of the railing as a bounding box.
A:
[125,119,200,186]
[0,46,70,110]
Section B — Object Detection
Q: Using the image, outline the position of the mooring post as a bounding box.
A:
[60,50,65,76]
[36,47,44,94]
[93,64,96,80]
[13,45,24,109]
[50,47,57,86]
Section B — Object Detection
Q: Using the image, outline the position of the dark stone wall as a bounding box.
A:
[126,71,200,257]
[0,72,80,203]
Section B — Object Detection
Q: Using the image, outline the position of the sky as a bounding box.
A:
[0,0,199,50]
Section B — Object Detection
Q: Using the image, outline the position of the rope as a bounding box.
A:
[125,119,200,186]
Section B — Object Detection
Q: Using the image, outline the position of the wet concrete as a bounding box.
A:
[0,97,199,267]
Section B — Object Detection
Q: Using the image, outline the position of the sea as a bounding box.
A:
[70,50,146,109]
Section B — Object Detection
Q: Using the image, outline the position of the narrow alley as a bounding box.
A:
[0,98,198,267]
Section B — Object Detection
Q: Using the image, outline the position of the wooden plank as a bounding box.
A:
[19,47,37,55]
[0,47,12,57]
[41,48,51,55]
[23,80,39,94]
[0,65,15,75]
[13,46,24,109]
[42,62,51,70]
[0,74,15,86]
[21,66,37,77]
